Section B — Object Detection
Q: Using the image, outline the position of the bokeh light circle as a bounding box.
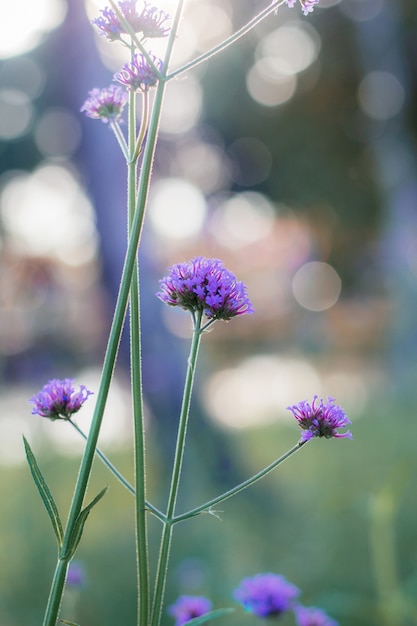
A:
[292,261,342,311]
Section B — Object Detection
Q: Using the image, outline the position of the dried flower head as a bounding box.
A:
[80,85,128,123]
[93,1,170,41]
[30,378,93,421]
[294,604,339,626]
[233,573,300,618]
[285,0,320,15]
[287,396,352,442]
[168,595,212,626]
[156,257,254,322]
[114,53,162,91]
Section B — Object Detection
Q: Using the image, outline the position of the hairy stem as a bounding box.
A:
[150,312,203,626]
[173,441,307,524]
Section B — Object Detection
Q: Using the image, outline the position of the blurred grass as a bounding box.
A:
[2,393,417,625]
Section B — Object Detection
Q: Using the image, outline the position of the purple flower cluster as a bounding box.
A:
[233,573,300,618]
[115,53,162,91]
[156,257,254,322]
[285,0,320,15]
[80,85,128,123]
[287,396,352,442]
[168,595,212,626]
[93,0,170,41]
[29,378,93,421]
[294,604,339,626]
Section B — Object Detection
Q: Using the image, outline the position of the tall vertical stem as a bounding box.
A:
[150,312,203,626]
[127,85,149,626]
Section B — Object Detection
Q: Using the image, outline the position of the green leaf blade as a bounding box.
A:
[23,436,64,548]
[65,486,108,560]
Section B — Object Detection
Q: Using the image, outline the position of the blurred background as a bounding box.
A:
[1,0,417,624]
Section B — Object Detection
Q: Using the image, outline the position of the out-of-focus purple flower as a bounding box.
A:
[168,595,212,626]
[136,2,170,38]
[233,573,300,618]
[114,53,162,91]
[66,562,86,589]
[80,85,128,123]
[93,1,170,41]
[29,379,93,421]
[287,396,352,442]
[294,604,339,626]
[285,0,320,15]
[93,6,123,41]
[156,257,254,322]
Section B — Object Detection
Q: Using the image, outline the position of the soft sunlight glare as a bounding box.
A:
[257,23,321,77]
[0,90,33,140]
[148,177,207,238]
[159,77,203,135]
[0,0,66,59]
[292,262,342,311]
[210,192,275,249]
[246,61,297,107]
[34,108,83,158]
[0,165,98,265]
[358,71,405,121]
[204,355,321,429]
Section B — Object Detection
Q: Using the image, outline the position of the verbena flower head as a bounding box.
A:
[233,573,300,618]
[114,53,162,91]
[294,604,339,626]
[285,0,320,15]
[93,1,170,41]
[80,85,128,123]
[156,257,254,322]
[287,396,352,442]
[29,378,93,421]
[136,2,170,38]
[168,595,212,626]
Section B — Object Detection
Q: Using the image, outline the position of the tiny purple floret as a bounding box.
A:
[29,378,93,421]
[80,85,128,123]
[294,604,339,626]
[93,1,170,41]
[156,256,254,322]
[66,561,86,589]
[287,396,352,442]
[114,53,162,91]
[168,595,212,626]
[233,573,300,618]
[285,0,320,15]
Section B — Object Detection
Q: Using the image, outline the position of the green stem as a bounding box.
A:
[167,0,287,80]
[110,120,129,160]
[150,311,204,626]
[127,85,150,626]
[42,40,175,626]
[172,440,307,524]
[68,419,165,522]
[132,91,149,163]
[69,419,134,496]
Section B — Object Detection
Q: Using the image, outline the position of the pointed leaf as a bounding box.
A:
[23,436,63,548]
[59,620,81,626]
[184,608,235,625]
[65,486,108,560]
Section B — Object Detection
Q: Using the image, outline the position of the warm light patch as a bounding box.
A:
[0,0,66,59]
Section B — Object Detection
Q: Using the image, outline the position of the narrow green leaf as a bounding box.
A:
[65,486,108,560]
[23,436,63,548]
[184,608,235,625]
[59,620,81,626]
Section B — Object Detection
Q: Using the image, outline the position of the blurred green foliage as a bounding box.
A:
[2,395,417,626]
